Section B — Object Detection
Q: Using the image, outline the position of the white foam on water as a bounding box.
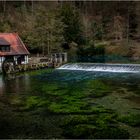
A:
[57,63,140,73]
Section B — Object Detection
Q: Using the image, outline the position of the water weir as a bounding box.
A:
[57,63,140,73]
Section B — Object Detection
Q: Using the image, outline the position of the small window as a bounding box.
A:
[0,45,10,52]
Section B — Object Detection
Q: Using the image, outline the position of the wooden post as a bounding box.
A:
[14,56,17,65]
[50,54,52,63]
[55,54,57,63]
[59,53,62,64]
[0,57,1,69]
[64,53,67,63]
[26,55,28,64]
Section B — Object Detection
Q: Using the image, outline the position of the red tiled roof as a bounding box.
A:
[0,38,10,45]
[0,33,30,56]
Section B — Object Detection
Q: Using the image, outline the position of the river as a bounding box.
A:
[0,69,140,138]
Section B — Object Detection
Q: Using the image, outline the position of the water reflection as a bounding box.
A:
[0,73,31,95]
[0,69,140,95]
[0,75,5,94]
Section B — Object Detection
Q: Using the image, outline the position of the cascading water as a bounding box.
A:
[57,63,140,73]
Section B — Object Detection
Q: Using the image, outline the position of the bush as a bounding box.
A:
[77,41,105,62]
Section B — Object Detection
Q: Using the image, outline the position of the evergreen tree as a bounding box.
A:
[46,10,65,54]
[26,5,65,55]
[91,20,104,40]
[59,3,84,45]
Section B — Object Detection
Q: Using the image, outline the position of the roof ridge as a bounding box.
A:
[16,34,30,54]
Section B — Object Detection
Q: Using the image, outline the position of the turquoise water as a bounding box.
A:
[0,69,140,138]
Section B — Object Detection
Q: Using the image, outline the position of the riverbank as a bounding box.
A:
[1,62,62,74]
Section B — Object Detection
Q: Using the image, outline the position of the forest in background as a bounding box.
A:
[0,1,140,62]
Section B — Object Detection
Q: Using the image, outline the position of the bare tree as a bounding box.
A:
[114,15,124,41]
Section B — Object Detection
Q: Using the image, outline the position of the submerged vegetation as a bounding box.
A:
[0,69,140,138]
[13,78,111,114]
[61,115,129,139]
[118,114,140,127]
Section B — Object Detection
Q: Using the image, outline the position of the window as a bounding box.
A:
[0,45,10,52]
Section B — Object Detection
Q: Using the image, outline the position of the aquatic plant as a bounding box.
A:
[0,69,139,138]
[118,114,140,126]
[61,114,129,139]
[86,80,110,97]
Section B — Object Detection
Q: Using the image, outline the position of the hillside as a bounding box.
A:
[0,1,140,62]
